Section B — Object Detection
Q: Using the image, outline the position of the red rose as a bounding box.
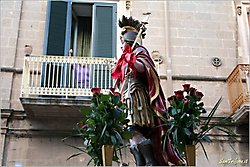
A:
[183,84,191,92]
[174,90,184,99]
[167,95,175,103]
[114,92,121,97]
[196,91,204,100]
[189,87,197,94]
[109,88,115,93]
[184,98,190,104]
[79,122,86,127]
[91,88,101,94]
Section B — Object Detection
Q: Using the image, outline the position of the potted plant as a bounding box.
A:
[65,88,132,166]
[159,84,235,166]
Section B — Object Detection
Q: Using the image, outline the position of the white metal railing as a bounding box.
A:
[21,55,115,98]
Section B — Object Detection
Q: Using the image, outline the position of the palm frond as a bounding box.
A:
[65,143,87,153]
[87,157,94,166]
[198,140,209,161]
[114,130,127,158]
[224,136,238,155]
[62,133,86,142]
[100,122,107,139]
[204,97,223,126]
[66,152,83,161]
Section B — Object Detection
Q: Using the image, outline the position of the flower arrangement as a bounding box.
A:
[161,84,234,159]
[65,88,132,166]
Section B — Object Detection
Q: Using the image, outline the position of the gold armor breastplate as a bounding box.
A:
[122,76,154,127]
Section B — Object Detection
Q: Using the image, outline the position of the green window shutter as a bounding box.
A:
[42,1,68,88]
[92,5,115,58]
[91,4,116,88]
[47,1,67,55]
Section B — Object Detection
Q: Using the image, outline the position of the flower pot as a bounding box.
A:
[102,145,114,166]
[185,145,196,166]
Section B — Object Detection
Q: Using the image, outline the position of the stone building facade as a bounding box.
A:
[1,0,249,166]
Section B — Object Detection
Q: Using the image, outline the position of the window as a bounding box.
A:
[44,0,117,58]
[42,1,117,89]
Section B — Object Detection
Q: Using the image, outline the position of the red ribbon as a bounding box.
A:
[112,44,137,82]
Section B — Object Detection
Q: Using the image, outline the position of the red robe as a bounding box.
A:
[112,45,185,166]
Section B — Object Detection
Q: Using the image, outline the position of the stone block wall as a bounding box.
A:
[5,136,87,166]
[15,1,47,69]
[196,141,249,166]
[129,1,243,115]
[168,1,237,77]
[0,1,22,67]
[0,1,22,110]
[0,0,47,111]
[0,1,249,167]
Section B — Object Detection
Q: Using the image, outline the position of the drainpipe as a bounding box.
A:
[1,110,12,166]
[164,1,173,96]
[10,0,24,108]
[234,0,250,64]
[2,1,24,165]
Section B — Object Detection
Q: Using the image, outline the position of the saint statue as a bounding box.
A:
[112,15,185,166]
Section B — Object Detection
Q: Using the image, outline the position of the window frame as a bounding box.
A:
[44,0,117,57]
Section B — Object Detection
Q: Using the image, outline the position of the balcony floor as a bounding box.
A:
[231,104,249,124]
[20,96,91,118]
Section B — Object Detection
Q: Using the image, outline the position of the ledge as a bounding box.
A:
[231,104,249,124]
[159,75,227,82]
[1,66,23,74]
[0,109,26,120]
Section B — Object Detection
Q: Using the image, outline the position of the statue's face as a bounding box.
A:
[121,41,127,51]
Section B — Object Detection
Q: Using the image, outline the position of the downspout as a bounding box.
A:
[3,0,23,164]
[10,0,24,109]
[164,1,173,96]
[234,0,250,64]
[1,110,12,166]
[234,0,240,64]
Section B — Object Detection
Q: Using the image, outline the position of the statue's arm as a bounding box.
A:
[134,57,145,73]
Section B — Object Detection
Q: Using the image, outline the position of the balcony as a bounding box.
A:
[20,55,115,117]
[227,64,249,124]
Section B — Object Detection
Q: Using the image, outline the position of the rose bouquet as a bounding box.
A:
[161,84,234,159]
[65,88,132,166]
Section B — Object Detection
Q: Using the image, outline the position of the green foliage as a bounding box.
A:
[65,89,132,166]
